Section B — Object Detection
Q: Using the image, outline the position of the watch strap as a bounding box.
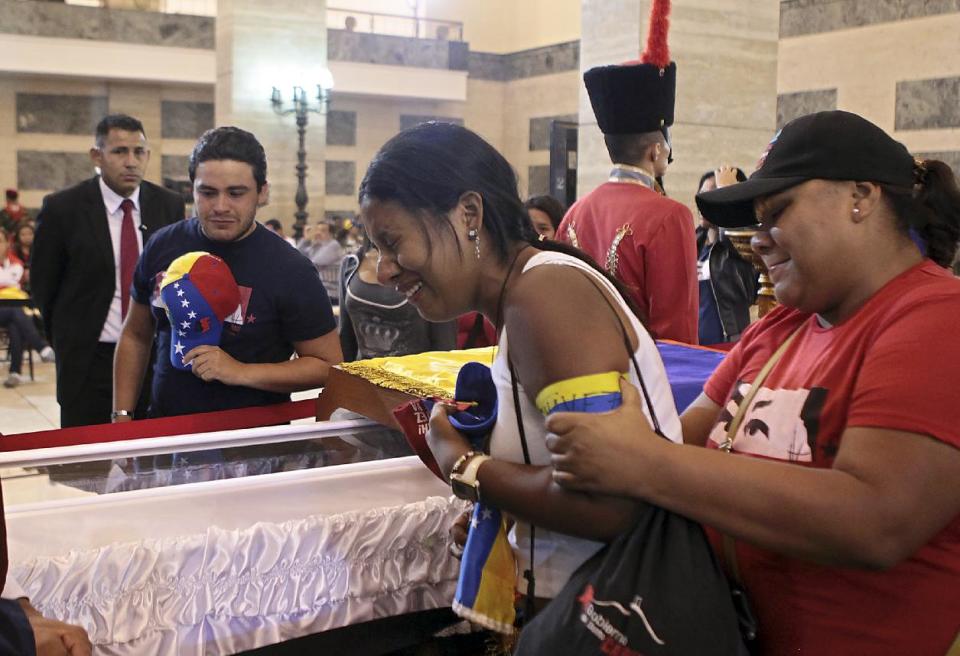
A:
[458,454,491,486]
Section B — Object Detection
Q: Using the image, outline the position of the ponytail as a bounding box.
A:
[883,159,960,267]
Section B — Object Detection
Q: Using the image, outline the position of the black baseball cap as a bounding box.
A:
[696,110,915,228]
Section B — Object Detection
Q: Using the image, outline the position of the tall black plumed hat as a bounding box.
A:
[584,0,676,136]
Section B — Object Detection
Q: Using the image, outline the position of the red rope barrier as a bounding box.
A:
[0,399,317,452]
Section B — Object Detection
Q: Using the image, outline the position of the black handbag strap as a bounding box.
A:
[500,256,666,623]
[506,357,538,624]
[565,264,665,437]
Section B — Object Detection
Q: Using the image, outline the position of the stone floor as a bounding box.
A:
[0,359,59,435]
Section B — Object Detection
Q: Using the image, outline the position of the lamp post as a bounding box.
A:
[270,75,333,240]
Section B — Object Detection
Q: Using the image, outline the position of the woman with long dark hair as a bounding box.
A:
[358,122,682,605]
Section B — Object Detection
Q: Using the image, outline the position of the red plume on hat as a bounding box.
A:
[640,0,671,70]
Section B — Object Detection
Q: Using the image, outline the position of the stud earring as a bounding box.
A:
[852,207,861,216]
[467,228,478,241]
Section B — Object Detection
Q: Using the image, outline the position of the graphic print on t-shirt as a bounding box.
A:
[711,380,828,461]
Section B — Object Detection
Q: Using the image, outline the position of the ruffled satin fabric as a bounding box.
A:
[12,495,469,655]
[341,347,497,398]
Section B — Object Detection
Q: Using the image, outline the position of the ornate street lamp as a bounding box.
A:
[270,71,333,240]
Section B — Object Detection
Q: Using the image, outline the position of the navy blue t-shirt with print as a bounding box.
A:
[132,218,335,417]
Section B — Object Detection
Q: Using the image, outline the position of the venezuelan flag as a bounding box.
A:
[452,371,627,634]
[452,503,517,634]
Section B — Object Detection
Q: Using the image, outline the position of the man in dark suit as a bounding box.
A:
[32,114,184,427]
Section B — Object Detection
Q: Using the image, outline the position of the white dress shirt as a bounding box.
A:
[98,177,144,343]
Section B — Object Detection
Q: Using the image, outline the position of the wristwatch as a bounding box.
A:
[449,452,491,503]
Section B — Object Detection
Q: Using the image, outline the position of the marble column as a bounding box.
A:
[0,78,16,196]
[216,0,327,232]
[578,0,780,214]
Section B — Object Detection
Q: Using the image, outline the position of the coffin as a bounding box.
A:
[1,418,466,655]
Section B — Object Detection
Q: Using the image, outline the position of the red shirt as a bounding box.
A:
[703,260,960,655]
[557,182,698,343]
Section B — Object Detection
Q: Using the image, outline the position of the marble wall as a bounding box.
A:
[468,41,579,82]
[0,0,214,48]
[16,94,108,135]
[160,100,214,139]
[326,110,357,147]
[328,29,466,70]
[17,151,93,191]
[324,160,356,197]
[777,88,837,128]
[161,154,191,181]
[529,113,578,151]
[528,165,550,196]
[780,0,960,38]
[778,6,960,171]
[895,76,960,130]
[501,71,580,202]
[0,74,212,209]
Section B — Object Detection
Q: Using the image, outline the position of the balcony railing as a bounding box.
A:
[328,7,463,41]
[62,0,465,40]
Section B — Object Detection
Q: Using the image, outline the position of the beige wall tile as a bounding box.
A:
[2,74,215,205]
[779,12,960,157]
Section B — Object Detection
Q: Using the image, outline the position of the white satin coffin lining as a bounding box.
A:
[12,495,469,655]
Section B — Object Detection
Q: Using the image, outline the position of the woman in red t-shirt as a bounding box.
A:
[544,111,960,656]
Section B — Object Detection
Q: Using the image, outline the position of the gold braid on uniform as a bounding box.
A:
[605,224,633,275]
[566,221,580,248]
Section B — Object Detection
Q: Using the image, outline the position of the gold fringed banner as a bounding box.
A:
[340,347,497,399]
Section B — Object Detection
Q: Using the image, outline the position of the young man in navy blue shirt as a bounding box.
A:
[112,127,342,419]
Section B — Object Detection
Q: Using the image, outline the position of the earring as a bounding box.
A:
[852,207,861,216]
[466,228,481,260]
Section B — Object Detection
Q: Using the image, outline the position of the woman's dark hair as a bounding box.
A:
[359,122,644,321]
[697,167,747,192]
[882,160,960,267]
[189,126,267,191]
[524,195,566,230]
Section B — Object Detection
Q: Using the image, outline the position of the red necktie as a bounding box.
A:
[119,198,139,320]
